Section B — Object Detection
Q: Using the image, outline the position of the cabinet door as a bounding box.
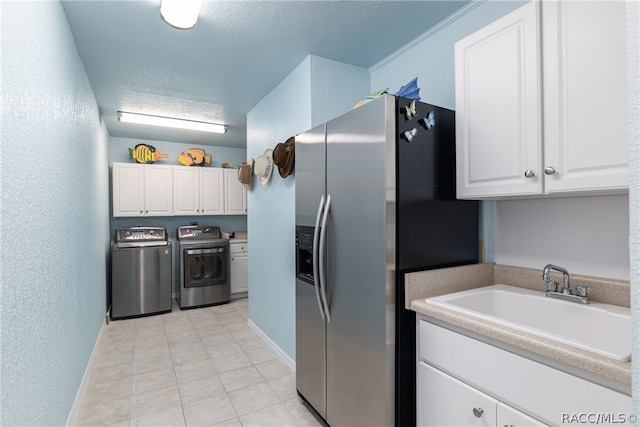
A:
[224,168,247,215]
[542,0,628,194]
[201,168,224,215]
[173,167,200,215]
[455,1,542,199]
[230,248,248,294]
[418,362,497,427]
[113,163,144,217]
[497,402,548,427]
[144,164,173,216]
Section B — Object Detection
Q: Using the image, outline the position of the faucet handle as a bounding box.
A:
[575,284,589,298]
[545,280,558,292]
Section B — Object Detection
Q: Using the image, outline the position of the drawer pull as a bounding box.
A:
[472,407,483,418]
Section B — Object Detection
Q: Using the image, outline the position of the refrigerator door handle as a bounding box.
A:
[313,195,326,320]
[319,194,331,322]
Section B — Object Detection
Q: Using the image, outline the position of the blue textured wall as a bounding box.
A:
[109,136,247,168]
[0,2,110,425]
[247,56,369,360]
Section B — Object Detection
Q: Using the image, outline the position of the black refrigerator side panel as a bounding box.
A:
[396,98,478,271]
[394,97,479,427]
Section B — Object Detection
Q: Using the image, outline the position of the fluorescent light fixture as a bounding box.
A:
[160,0,203,30]
[117,112,227,134]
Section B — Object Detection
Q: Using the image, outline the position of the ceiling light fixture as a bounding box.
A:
[160,0,203,30]
[117,112,227,134]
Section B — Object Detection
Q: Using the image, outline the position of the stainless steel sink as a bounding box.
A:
[427,284,631,361]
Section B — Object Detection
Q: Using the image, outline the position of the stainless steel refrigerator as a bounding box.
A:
[295,94,479,426]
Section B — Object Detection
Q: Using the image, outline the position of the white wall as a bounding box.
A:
[626,0,640,415]
[494,195,629,280]
[0,2,110,424]
[246,56,369,360]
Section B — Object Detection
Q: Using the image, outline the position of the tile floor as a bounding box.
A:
[73,298,322,427]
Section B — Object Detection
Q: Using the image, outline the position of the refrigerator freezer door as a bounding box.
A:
[295,124,326,228]
[295,278,327,418]
[325,95,396,426]
[295,123,328,417]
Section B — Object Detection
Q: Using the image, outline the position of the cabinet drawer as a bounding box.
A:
[230,243,248,254]
[419,320,632,426]
[418,362,497,426]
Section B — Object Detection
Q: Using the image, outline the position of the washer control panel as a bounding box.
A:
[177,225,221,241]
[115,227,168,244]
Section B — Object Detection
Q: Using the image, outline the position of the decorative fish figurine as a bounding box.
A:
[404,100,417,120]
[404,128,418,142]
[353,88,389,109]
[395,77,421,101]
[421,111,436,130]
[129,144,169,164]
[178,148,212,166]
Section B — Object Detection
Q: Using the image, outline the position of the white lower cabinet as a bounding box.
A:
[230,242,248,295]
[418,362,544,427]
[417,319,632,427]
[498,402,547,427]
[419,361,497,427]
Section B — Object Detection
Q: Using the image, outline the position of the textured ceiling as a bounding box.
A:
[62,0,471,148]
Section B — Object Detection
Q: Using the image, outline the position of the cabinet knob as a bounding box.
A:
[544,166,556,175]
[472,407,484,418]
[524,170,535,178]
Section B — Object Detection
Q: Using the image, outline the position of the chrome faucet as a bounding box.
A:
[543,264,570,293]
[542,264,589,304]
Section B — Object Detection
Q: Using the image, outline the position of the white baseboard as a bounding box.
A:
[66,314,108,426]
[248,319,296,372]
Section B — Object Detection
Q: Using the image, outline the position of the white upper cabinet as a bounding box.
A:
[173,166,200,215]
[455,0,628,199]
[173,167,224,215]
[455,1,541,199]
[113,163,246,217]
[113,163,173,217]
[224,168,247,215]
[200,168,225,214]
[541,0,628,194]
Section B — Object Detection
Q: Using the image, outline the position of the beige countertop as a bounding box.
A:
[225,231,248,244]
[407,263,631,391]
